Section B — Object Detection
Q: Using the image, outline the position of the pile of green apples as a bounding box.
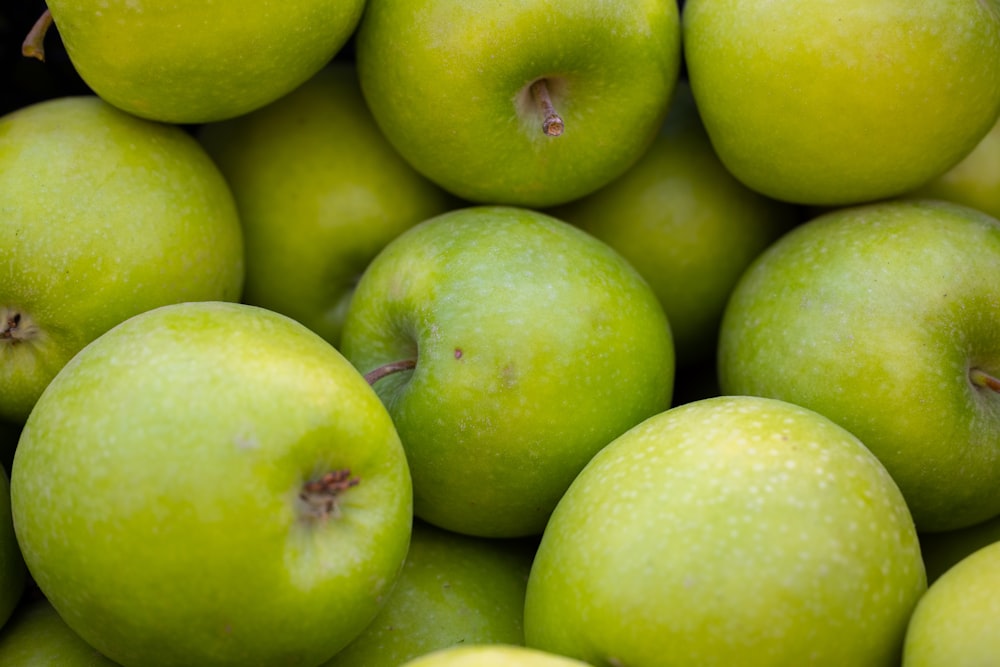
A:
[2,0,1000,666]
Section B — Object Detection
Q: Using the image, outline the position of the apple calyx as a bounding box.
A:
[530,79,564,137]
[970,368,1000,394]
[364,359,417,386]
[22,9,53,62]
[299,470,360,520]
[0,308,39,346]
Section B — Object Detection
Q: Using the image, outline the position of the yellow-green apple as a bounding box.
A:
[0,597,117,665]
[10,301,413,667]
[717,200,1000,532]
[918,514,1000,584]
[548,82,800,366]
[340,206,674,537]
[0,468,25,631]
[400,645,591,667]
[355,0,682,207]
[902,541,1000,666]
[199,62,458,348]
[27,0,365,123]
[323,519,535,666]
[683,0,1000,205]
[0,96,244,424]
[903,114,1000,220]
[524,395,926,666]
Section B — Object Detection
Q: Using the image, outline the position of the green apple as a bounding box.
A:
[902,113,1000,220]
[340,206,674,537]
[717,200,1000,532]
[355,0,681,207]
[918,514,1000,584]
[0,467,25,632]
[524,395,926,666]
[548,81,800,366]
[10,301,413,667]
[683,0,1000,205]
[28,0,365,123]
[902,540,1000,666]
[0,95,244,424]
[323,519,535,666]
[400,645,590,667]
[0,597,117,665]
[199,62,457,348]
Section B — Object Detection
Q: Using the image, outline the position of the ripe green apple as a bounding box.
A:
[547,82,800,366]
[0,597,117,665]
[717,200,1000,532]
[902,114,1000,220]
[355,0,681,207]
[340,206,675,537]
[902,540,1000,666]
[524,395,927,666]
[0,467,25,632]
[0,96,244,424]
[10,301,413,667]
[33,0,365,123]
[683,0,1000,205]
[323,519,535,666]
[199,62,457,348]
[918,514,1000,584]
[400,644,591,667]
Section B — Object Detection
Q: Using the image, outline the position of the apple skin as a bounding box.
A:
[355,0,681,207]
[547,81,800,366]
[902,541,1000,666]
[524,395,926,666]
[0,597,117,665]
[323,519,535,666]
[918,514,1000,584]
[717,200,1000,532]
[43,0,365,123]
[0,467,25,632]
[199,62,458,348]
[683,0,1000,205]
[340,206,675,537]
[0,96,244,424]
[400,644,591,667]
[10,301,413,667]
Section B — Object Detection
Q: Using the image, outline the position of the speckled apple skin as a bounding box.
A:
[401,644,591,667]
[524,395,926,666]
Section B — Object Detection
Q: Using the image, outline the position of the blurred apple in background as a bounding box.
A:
[324,519,535,666]
[0,96,244,424]
[200,62,458,348]
[0,597,116,665]
[400,644,591,667]
[683,0,1000,205]
[0,468,25,632]
[341,206,674,537]
[902,540,1000,666]
[902,114,1000,220]
[11,302,413,667]
[524,395,926,666]
[548,82,800,367]
[355,0,682,207]
[718,200,1000,533]
[29,0,365,123]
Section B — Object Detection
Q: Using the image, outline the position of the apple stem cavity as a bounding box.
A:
[971,368,1000,394]
[299,469,360,520]
[0,309,38,345]
[531,79,564,137]
[364,359,417,386]
[22,9,53,62]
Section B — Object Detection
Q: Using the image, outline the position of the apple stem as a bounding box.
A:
[22,9,53,62]
[364,359,416,386]
[299,469,360,520]
[971,368,1000,393]
[531,79,564,137]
